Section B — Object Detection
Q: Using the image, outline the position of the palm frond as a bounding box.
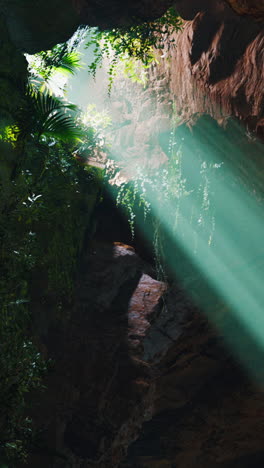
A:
[41,114,83,142]
[16,85,82,143]
[55,52,82,76]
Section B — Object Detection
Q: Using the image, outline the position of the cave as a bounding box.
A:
[0,1,264,467]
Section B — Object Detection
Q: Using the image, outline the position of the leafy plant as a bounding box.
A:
[0,183,48,464]
[86,6,182,92]
[112,133,187,238]
[16,85,81,143]
[110,120,220,281]
[0,139,102,465]
[27,29,86,82]
[0,47,104,464]
[26,28,87,97]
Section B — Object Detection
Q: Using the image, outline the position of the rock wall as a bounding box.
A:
[27,238,264,468]
[27,242,166,467]
[156,0,264,137]
[1,0,263,54]
[0,0,171,54]
[225,0,264,20]
[0,16,27,126]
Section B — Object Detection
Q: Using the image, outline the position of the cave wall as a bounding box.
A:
[0,0,171,54]
[225,0,264,21]
[0,0,263,54]
[0,15,27,126]
[157,0,264,138]
[0,1,263,468]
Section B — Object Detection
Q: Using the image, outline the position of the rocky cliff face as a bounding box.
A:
[28,238,264,468]
[158,3,264,138]
[27,242,167,467]
[225,0,264,20]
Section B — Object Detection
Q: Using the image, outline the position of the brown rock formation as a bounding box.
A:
[28,242,167,467]
[225,0,264,20]
[0,0,79,53]
[2,0,263,55]
[29,238,264,468]
[123,360,264,467]
[122,286,264,468]
[26,224,264,468]
[155,2,264,137]
[174,0,264,22]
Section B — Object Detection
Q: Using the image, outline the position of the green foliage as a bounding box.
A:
[27,29,85,83]
[26,29,86,97]
[0,147,102,465]
[117,58,150,87]
[80,104,112,131]
[29,49,82,82]
[31,147,101,299]
[86,6,182,92]
[112,140,188,240]
[0,54,104,464]
[15,85,82,143]
[54,51,83,76]
[108,116,218,281]
[75,104,112,156]
[0,187,47,464]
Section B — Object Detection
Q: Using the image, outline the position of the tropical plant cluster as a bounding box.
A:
[0,46,104,466]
